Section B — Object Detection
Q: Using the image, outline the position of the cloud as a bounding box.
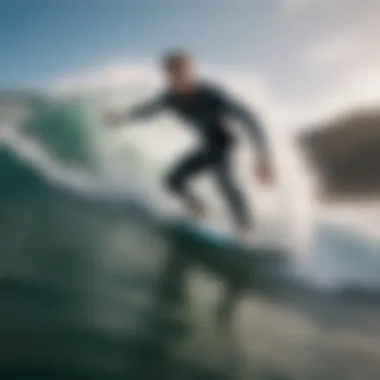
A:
[281,0,329,14]
[54,62,160,95]
[284,0,380,125]
[305,36,359,68]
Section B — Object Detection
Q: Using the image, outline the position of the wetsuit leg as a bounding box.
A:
[165,149,211,210]
[166,145,251,228]
[211,146,251,229]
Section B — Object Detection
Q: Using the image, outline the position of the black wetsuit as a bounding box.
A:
[126,82,268,228]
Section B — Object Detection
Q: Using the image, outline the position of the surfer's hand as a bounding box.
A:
[103,110,126,127]
[255,155,274,185]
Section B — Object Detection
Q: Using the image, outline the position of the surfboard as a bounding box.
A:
[164,214,252,247]
[178,219,241,245]
[162,216,287,289]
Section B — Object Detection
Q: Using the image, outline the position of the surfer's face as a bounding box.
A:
[165,56,196,93]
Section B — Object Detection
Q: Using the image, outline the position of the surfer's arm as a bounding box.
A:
[228,102,268,156]
[213,86,274,184]
[215,88,269,156]
[105,94,168,126]
[125,94,168,122]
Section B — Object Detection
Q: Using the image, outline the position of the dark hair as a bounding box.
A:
[161,50,191,71]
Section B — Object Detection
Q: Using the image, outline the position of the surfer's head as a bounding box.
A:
[161,50,196,93]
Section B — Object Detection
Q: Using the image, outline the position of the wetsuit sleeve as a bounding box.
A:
[125,93,168,122]
[216,88,269,156]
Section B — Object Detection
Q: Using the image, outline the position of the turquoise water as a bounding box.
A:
[19,96,102,171]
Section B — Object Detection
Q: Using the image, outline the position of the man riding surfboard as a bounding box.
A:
[105,50,274,239]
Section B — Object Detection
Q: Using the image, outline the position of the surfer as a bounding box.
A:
[105,50,274,238]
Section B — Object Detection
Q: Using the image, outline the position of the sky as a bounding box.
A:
[0,0,379,132]
[1,0,379,116]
